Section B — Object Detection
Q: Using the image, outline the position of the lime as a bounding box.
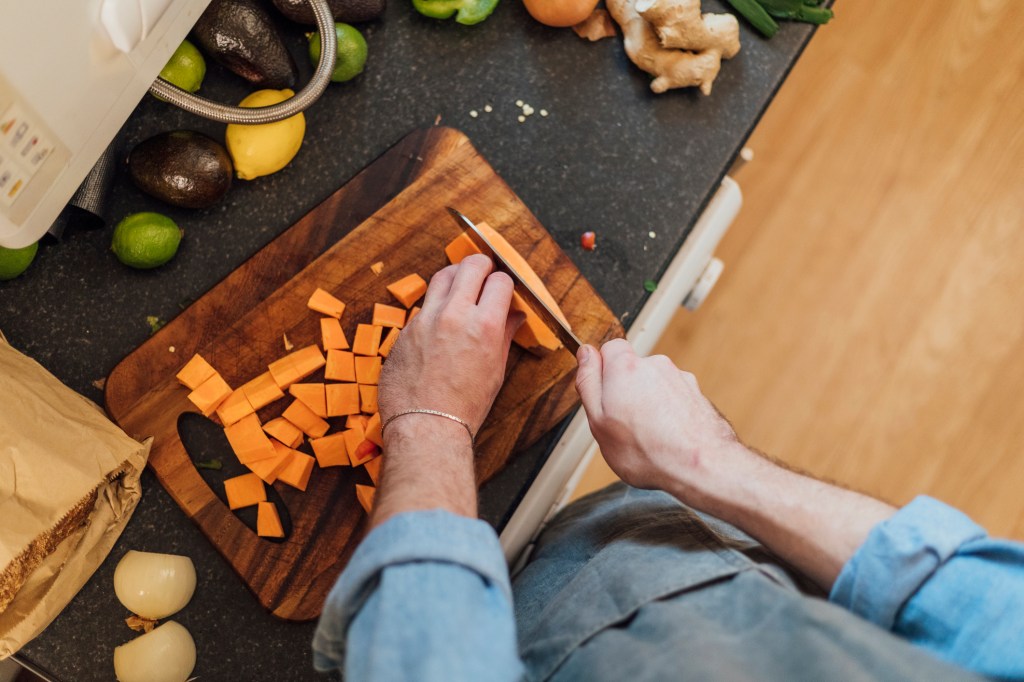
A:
[158,40,206,94]
[225,89,306,180]
[111,212,183,269]
[307,24,368,83]
[0,241,39,281]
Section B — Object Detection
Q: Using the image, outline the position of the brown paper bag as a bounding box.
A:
[0,331,150,658]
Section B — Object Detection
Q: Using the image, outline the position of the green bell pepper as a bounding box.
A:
[411,0,500,25]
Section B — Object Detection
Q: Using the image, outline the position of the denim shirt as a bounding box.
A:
[313,485,1023,680]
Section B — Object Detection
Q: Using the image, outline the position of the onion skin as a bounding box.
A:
[114,551,196,620]
[114,621,196,682]
[523,0,600,27]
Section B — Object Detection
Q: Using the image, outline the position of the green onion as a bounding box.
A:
[724,0,779,37]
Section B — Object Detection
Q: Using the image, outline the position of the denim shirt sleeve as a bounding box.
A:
[830,496,1024,679]
[313,510,524,682]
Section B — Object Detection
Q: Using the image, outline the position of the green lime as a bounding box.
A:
[111,212,183,269]
[158,40,206,94]
[0,241,39,281]
[308,23,368,83]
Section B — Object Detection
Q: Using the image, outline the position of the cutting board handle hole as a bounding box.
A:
[177,412,293,542]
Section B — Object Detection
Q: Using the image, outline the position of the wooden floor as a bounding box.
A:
[576,0,1024,539]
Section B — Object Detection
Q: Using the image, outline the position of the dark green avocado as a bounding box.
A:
[192,0,298,89]
[272,0,385,25]
[128,131,233,209]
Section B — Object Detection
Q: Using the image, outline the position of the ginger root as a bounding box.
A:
[606,0,740,95]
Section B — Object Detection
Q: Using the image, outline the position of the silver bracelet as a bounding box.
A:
[381,409,475,446]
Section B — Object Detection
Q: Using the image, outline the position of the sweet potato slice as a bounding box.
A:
[289,383,327,418]
[248,441,293,484]
[268,345,326,389]
[241,372,285,411]
[359,385,378,414]
[224,413,278,464]
[326,383,361,417]
[224,473,266,510]
[355,484,376,514]
[216,388,255,426]
[347,413,370,430]
[307,288,346,318]
[386,274,427,308]
[276,450,315,491]
[378,327,400,358]
[282,399,330,438]
[176,354,217,390]
[372,303,406,329]
[187,373,233,416]
[325,349,356,382]
[365,412,383,447]
[321,318,349,350]
[363,455,382,485]
[257,501,285,538]
[263,417,304,449]
[352,324,382,357]
[354,356,382,385]
[310,432,350,467]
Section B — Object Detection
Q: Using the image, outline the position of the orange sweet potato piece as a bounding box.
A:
[363,455,382,485]
[477,222,568,325]
[263,417,304,449]
[365,412,383,447]
[276,450,315,491]
[359,385,378,414]
[321,318,349,350]
[372,303,406,329]
[224,413,278,464]
[248,441,293,484]
[352,324,382,356]
[444,232,481,265]
[408,306,421,323]
[386,274,427,308]
[354,356,382,385]
[512,292,562,354]
[325,349,356,382]
[257,501,285,538]
[241,372,285,411]
[355,484,376,514]
[326,383,361,417]
[216,388,255,426]
[176,354,217,390]
[282,399,330,438]
[224,473,266,510]
[347,430,379,466]
[289,383,327,418]
[187,373,233,417]
[378,327,400,358]
[307,287,346,318]
[347,414,370,430]
[310,432,350,467]
[268,345,326,389]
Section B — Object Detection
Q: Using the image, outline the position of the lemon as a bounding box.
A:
[307,24,368,83]
[0,241,39,281]
[158,40,206,94]
[111,212,183,269]
[225,89,306,181]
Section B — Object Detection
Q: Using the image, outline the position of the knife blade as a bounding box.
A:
[446,207,582,355]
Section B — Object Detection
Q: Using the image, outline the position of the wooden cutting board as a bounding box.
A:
[104,127,623,621]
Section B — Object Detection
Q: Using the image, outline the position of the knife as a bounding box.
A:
[446,207,582,355]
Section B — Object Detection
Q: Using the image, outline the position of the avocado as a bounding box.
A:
[192,0,298,89]
[128,131,233,209]
[272,0,385,25]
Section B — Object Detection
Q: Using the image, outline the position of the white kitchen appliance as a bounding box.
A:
[0,0,212,249]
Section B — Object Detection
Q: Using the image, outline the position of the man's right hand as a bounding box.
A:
[574,339,896,590]
[573,340,744,502]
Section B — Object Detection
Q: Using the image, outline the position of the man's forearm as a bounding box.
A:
[371,414,478,529]
[667,442,896,590]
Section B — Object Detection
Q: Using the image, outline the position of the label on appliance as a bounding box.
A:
[0,102,54,207]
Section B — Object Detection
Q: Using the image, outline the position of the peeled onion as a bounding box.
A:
[114,550,196,619]
[114,621,196,682]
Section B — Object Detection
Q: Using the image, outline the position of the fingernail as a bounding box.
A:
[577,346,590,365]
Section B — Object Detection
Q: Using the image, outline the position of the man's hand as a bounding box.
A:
[574,340,896,590]
[372,254,524,527]
[574,340,743,503]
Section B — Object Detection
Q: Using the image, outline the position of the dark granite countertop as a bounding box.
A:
[4,1,818,679]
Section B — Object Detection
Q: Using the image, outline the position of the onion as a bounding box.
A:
[114,621,196,682]
[114,550,196,619]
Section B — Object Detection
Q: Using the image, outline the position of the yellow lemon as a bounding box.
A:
[225,89,306,180]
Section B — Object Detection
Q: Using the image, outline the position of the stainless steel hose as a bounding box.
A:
[148,0,337,124]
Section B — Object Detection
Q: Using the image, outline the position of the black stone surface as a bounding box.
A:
[4,1,818,679]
